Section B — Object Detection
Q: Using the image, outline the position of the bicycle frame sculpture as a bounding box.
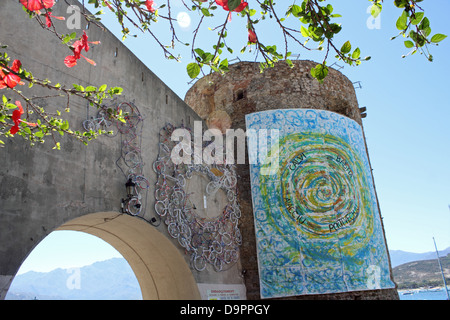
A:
[153,123,242,272]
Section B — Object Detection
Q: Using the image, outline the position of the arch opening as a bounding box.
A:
[7,230,142,300]
[12,211,200,300]
[56,212,200,300]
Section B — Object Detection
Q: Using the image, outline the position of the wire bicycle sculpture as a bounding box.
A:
[113,102,151,219]
[89,100,151,221]
[153,123,242,272]
[82,106,118,137]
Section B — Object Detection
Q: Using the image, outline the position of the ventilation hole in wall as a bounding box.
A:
[142,72,144,82]
[187,115,191,125]
[86,23,90,30]
[114,48,118,57]
[166,95,168,104]
[235,89,245,101]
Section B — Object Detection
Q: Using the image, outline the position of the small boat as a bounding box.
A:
[402,290,414,295]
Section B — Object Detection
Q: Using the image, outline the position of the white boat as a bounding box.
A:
[402,290,414,295]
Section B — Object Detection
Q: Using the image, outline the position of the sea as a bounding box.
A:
[398,288,449,300]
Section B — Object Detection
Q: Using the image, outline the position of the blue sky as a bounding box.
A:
[17,0,450,274]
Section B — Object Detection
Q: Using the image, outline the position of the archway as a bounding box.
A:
[57,211,200,300]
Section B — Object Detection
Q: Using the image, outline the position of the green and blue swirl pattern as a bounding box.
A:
[246,109,395,298]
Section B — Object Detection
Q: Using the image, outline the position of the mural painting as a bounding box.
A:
[246,109,395,298]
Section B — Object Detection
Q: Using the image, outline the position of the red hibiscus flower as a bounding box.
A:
[45,12,65,28]
[64,31,99,68]
[248,29,257,44]
[10,101,37,135]
[215,0,248,12]
[234,1,248,12]
[145,0,156,13]
[20,0,55,11]
[64,55,78,68]
[0,60,24,89]
[0,71,6,90]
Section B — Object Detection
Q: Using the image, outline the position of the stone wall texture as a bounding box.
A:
[185,60,399,300]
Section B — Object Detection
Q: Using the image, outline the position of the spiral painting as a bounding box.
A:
[246,109,395,298]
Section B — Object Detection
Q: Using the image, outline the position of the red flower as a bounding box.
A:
[215,0,248,12]
[9,101,37,135]
[64,31,99,68]
[248,29,257,44]
[20,0,55,11]
[45,12,65,28]
[64,55,78,68]
[0,72,6,90]
[0,60,24,89]
[103,1,114,11]
[145,0,156,13]
[11,60,21,73]
[79,30,100,52]
[234,1,248,12]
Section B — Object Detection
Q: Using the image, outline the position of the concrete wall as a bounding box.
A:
[0,0,244,299]
[184,61,399,300]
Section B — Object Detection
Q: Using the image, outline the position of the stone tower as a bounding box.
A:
[184,60,399,300]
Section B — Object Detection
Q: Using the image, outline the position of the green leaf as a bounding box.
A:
[227,0,241,12]
[201,8,211,17]
[310,64,329,83]
[352,47,361,59]
[72,84,85,92]
[290,5,302,17]
[419,17,430,31]
[431,33,447,43]
[404,40,415,48]
[394,0,408,8]
[410,30,426,47]
[411,12,424,25]
[300,26,310,38]
[194,48,205,57]
[186,63,200,79]
[371,4,382,18]
[111,87,123,95]
[61,120,69,131]
[396,11,408,31]
[219,58,229,72]
[340,41,351,54]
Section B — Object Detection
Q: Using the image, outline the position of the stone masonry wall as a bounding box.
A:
[184,60,399,300]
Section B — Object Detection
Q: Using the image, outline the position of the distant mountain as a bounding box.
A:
[7,248,450,299]
[389,247,450,268]
[5,258,142,300]
[392,253,450,289]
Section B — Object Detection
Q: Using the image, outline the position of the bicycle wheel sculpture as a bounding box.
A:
[246,109,395,298]
[153,123,241,272]
[112,101,149,218]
